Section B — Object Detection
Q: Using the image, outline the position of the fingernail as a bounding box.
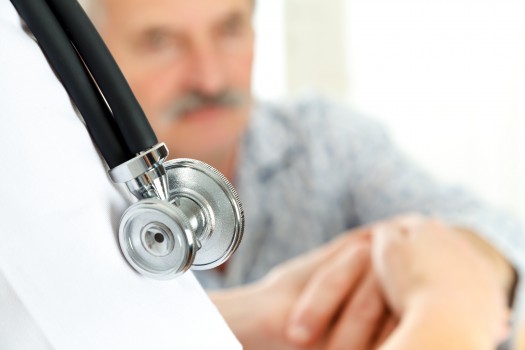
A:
[287,324,311,344]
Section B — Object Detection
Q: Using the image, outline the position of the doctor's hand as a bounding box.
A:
[284,230,396,350]
[371,217,510,350]
[209,239,332,350]
[210,226,384,350]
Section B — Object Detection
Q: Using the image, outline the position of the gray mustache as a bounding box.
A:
[162,90,248,121]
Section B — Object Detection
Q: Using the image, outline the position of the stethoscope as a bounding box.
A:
[10,0,244,279]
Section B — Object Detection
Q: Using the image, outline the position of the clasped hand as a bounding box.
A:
[212,215,509,350]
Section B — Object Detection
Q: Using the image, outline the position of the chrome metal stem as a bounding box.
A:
[109,143,169,200]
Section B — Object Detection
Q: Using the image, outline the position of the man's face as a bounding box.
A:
[94,0,254,162]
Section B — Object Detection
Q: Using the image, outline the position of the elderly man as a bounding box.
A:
[81,0,524,348]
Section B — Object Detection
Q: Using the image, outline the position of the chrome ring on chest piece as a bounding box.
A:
[112,144,244,279]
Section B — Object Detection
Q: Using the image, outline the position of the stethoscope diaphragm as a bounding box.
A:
[119,198,197,279]
[165,158,244,270]
[119,158,244,279]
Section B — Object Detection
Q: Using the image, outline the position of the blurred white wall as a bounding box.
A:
[252,1,286,100]
[252,0,525,219]
[344,0,525,218]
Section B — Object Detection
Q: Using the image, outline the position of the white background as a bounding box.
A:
[252,0,525,220]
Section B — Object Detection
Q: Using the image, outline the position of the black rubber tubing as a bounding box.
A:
[9,0,132,168]
[45,0,158,155]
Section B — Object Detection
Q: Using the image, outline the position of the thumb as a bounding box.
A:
[371,224,406,276]
[371,224,410,314]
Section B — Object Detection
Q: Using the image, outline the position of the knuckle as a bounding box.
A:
[348,293,384,323]
[296,304,324,325]
[351,242,371,261]
[393,212,426,227]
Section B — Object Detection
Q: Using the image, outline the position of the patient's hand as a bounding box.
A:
[209,236,336,350]
[371,217,509,350]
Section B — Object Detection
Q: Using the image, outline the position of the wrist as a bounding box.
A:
[209,285,262,343]
[453,227,517,304]
[383,292,496,350]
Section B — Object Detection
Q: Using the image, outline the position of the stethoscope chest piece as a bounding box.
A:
[119,158,244,279]
[10,0,245,281]
[165,159,244,270]
[119,198,197,279]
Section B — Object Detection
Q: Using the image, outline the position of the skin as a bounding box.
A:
[212,216,511,350]
[518,326,525,350]
[85,1,517,348]
[284,229,395,350]
[210,228,376,350]
[283,216,513,350]
[371,217,509,350]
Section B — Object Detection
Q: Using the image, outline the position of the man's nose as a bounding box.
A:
[187,44,226,95]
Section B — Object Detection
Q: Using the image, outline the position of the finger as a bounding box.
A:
[291,225,371,271]
[265,235,349,285]
[387,213,426,230]
[371,224,412,315]
[372,314,398,349]
[371,224,406,276]
[326,226,373,252]
[285,243,370,346]
[297,226,373,288]
[325,269,387,350]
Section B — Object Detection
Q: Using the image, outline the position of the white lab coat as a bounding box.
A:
[0,2,241,349]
